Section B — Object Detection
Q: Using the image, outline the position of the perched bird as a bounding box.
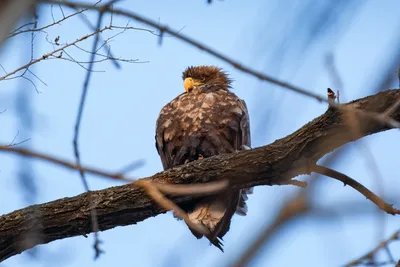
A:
[155,65,252,251]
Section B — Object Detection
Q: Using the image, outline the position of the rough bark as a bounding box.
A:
[0,89,399,262]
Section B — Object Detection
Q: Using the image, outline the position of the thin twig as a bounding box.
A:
[232,193,310,267]
[332,103,400,129]
[381,95,400,119]
[311,165,400,215]
[345,230,400,267]
[72,12,104,260]
[117,159,145,174]
[0,144,133,181]
[136,180,209,236]
[0,144,241,200]
[0,26,112,81]
[274,179,308,188]
[39,0,327,102]
[7,8,87,39]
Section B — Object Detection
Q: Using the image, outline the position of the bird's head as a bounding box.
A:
[182,65,232,93]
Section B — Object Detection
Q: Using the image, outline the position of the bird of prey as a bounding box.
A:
[155,65,252,251]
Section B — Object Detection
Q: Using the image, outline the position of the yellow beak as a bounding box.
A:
[184,78,203,92]
[184,78,194,92]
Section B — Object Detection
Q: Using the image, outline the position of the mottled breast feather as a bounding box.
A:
[155,86,250,169]
[155,82,251,250]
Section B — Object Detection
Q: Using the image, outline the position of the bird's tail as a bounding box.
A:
[186,189,250,251]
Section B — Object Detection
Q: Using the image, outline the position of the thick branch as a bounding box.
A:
[0,89,399,262]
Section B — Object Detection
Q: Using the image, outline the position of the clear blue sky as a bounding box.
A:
[1,1,400,266]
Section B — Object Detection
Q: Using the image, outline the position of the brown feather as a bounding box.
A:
[155,66,251,250]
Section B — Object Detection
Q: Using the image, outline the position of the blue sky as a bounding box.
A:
[1,1,400,266]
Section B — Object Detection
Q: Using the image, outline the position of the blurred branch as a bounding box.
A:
[0,0,36,46]
[0,145,133,182]
[0,89,399,261]
[72,12,104,259]
[155,180,228,196]
[232,192,310,267]
[39,0,328,102]
[232,147,346,267]
[232,87,364,265]
[136,179,211,238]
[345,230,400,267]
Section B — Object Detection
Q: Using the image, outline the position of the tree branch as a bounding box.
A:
[311,165,400,215]
[0,26,112,81]
[345,230,400,267]
[39,0,328,102]
[0,89,399,262]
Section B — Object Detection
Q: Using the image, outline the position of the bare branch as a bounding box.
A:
[136,180,210,237]
[0,89,399,261]
[0,26,112,81]
[72,12,104,259]
[345,230,400,267]
[7,8,87,39]
[311,165,400,215]
[0,0,36,46]
[232,193,309,267]
[39,0,328,102]
[0,144,133,181]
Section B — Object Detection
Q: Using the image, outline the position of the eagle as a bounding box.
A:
[155,65,252,251]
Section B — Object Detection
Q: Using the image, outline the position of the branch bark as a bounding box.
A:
[0,89,399,262]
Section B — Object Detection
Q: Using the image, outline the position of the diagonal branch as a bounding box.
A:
[311,165,400,215]
[72,12,104,259]
[0,26,112,81]
[232,193,310,267]
[0,89,399,262]
[345,230,400,267]
[39,0,327,102]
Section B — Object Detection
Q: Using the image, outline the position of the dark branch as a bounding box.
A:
[0,89,399,262]
[72,12,104,259]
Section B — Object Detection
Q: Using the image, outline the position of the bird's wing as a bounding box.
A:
[210,96,252,242]
[235,98,253,217]
[155,94,185,170]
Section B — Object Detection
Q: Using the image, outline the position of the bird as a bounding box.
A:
[155,65,252,251]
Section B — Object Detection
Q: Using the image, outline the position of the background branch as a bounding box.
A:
[345,230,400,267]
[39,0,328,102]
